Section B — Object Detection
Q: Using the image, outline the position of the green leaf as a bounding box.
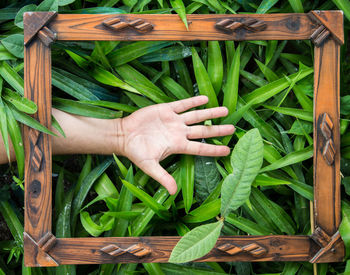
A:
[263,105,313,122]
[243,66,313,106]
[5,105,24,179]
[0,61,24,96]
[3,88,37,114]
[225,213,271,235]
[223,44,240,114]
[80,211,114,237]
[170,0,188,29]
[191,48,219,108]
[169,220,223,263]
[121,179,171,220]
[221,129,264,217]
[340,201,350,259]
[108,41,172,67]
[0,100,9,161]
[182,199,220,223]
[138,46,192,63]
[36,0,59,11]
[181,155,195,213]
[1,34,24,59]
[52,68,99,101]
[15,5,37,29]
[260,146,313,173]
[92,66,140,94]
[208,41,223,95]
[53,97,122,119]
[9,105,57,136]
[71,158,113,233]
[80,100,137,113]
[256,0,279,14]
[288,120,313,135]
[194,156,221,203]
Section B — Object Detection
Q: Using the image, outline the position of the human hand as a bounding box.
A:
[115,95,235,195]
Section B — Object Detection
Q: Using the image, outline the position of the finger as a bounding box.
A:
[181,141,230,157]
[137,159,177,195]
[181,107,228,125]
[187,125,235,139]
[170,95,208,113]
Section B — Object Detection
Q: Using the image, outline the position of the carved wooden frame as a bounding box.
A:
[23,11,344,266]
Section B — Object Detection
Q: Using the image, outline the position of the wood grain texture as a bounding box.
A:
[23,12,57,45]
[48,13,315,41]
[314,38,341,238]
[49,236,316,265]
[310,10,344,45]
[23,37,53,266]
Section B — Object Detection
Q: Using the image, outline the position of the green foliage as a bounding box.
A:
[169,220,223,263]
[221,129,264,217]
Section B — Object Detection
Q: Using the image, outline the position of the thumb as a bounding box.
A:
[138,160,177,195]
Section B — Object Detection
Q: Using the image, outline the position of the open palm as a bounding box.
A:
[119,96,235,194]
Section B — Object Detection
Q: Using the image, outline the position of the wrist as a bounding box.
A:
[111,117,127,157]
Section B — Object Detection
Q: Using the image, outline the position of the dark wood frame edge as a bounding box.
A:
[22,11,344,267]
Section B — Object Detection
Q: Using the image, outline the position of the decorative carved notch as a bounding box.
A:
[103,17,153,33]
[23,12,57,46]
[215,18,267,33]
[29,129,43,172]
[24,232,58,266]
[217,242,267,257]
[101,243,152,258]
[319,113,335,165]
[310,227,342,263]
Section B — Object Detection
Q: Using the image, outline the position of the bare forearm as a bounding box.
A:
[0,108,123,164]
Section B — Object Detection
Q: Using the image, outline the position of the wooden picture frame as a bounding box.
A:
[23,11,344,267]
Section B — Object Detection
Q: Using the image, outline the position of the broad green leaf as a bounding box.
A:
[221,129,264,217]
[80,211,114,237]
[108,41,172,67]
[263,105,313,122]
[340,201,350,258]
[52,68,99,101]
[208,41,223,94]
[260,146,313,173]
[36,0,58,11]
[194,156,221,203]
[94,173,119,198]
[288,120,313,135]
[5,105,24,179]
[80,100,137,113]
[182,199,220,223]
[92,66,140,94]
[9,105,57,136]
[181,155,194,213]
[256,0,279,13]
[223,44,240,114]
[115,64,172,103]
[3,88,37,114]
[225,213,271,235]
[53,97,122,119]
[138,46,192,63]
[251,187,296,234]
[169,220,223,263]
[1,34,24,59]
[71,158,113,233]
[0,100,9,161]
[191,48,218,108]
[0,201,23,249]
[0,61,24,95]
[121,179,171,220]
[15,5,37,29]
[243,66,313,106]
